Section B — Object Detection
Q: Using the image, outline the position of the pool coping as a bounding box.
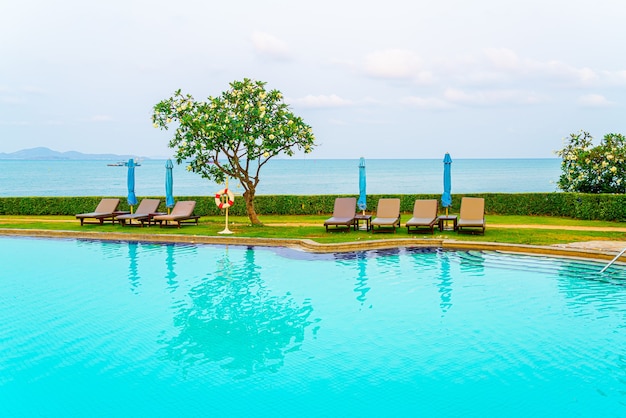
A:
[0,228,622,264]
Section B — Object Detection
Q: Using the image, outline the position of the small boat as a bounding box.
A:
[107,160,142,167]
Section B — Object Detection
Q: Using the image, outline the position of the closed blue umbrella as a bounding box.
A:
[127,159,138,213]
[441,153,452,215]
[165,159,175,213]
[357,157,367,214]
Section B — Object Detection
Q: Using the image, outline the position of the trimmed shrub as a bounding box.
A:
[1,193,626,221]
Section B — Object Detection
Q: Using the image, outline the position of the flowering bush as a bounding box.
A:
[556,131,626,193]
[152,78,316,225]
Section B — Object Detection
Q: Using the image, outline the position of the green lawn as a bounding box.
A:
[1,214,625,246]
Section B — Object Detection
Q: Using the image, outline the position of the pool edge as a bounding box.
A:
[0,228,619,262]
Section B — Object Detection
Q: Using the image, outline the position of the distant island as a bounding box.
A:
[0,147,149,161]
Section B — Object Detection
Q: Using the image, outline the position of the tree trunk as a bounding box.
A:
[243,189,263,225]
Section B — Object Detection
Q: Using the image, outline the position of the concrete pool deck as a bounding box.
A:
[1,227,625,265]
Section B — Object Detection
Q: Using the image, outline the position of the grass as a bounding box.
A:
[0,214,625,246]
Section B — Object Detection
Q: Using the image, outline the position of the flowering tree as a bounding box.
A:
[556,130,626,193]
[152,78,316,225]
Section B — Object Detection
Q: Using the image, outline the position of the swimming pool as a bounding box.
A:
[1,236,626,417]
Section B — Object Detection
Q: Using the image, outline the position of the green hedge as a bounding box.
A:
[1,193,626,221]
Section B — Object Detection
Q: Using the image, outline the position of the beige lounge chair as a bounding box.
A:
[371,198,401,233]
[457,197,485,234]
[152,200,199,228]
[76,198,121,226]
[324,197,357,232]
[116,199,161,227]
[406,199,438,234]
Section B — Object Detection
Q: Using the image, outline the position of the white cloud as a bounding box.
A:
[483,47,600,85]
[577,94,615,108]
[483,48,522,71]
[251,31,291,60]
[289,94,353,108]
[443,88,545,106]
[364,49,434,83]
[400,96,453,110]
[600,70,626,86]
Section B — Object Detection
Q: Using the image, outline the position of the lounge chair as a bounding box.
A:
[115,199,161,227]
[457,197,486,234]
[324,197,357,232]
[406,199,438,234]
[75,198,121,226]
[152,201,200,228]
[371,198,401,233]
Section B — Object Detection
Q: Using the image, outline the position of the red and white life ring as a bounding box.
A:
[215,188,235,209]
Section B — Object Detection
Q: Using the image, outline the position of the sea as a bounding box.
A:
[0,158,562,197]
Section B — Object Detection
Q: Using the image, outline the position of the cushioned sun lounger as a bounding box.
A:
[152,200,200,228]
[457,197,486,235]
[371,198,401,233]
[406,199,438,234]
[75,198,121,226]
[115,199,161,227]
[324,197,357,232]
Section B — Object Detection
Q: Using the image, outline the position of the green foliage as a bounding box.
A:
[152,78,316,225]
[4,193,626,221]
[556,130,626,193]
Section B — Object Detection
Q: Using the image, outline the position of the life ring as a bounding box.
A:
[215,188,235,209]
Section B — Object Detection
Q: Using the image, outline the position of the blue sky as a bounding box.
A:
[1,0,625,159]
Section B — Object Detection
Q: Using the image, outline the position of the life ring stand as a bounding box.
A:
[215,188,235,209]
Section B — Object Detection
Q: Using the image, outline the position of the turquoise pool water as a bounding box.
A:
[1,236,626,417]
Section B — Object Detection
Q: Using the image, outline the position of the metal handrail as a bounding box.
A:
[600,247,626,273]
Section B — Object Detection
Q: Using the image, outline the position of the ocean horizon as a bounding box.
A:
[0,158,562,197]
